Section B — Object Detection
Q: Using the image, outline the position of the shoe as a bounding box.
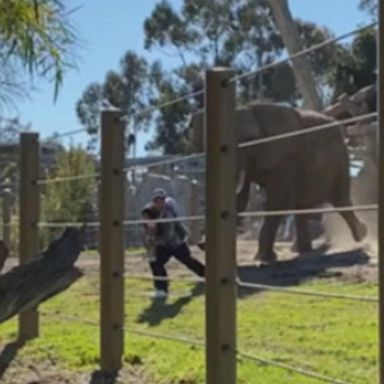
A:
[150,290,168,299]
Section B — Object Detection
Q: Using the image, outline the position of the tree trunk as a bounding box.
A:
[0,228,84,323]
[268,0,323,111]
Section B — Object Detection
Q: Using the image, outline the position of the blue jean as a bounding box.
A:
[149,242,205,292]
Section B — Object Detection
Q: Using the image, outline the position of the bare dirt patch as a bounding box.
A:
[0,343,151,384]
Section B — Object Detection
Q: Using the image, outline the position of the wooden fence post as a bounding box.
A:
[205,67,237,384]
[19,132,40,340]
[99,110,125,373]
[378,2,383,382]
[2,189,11,250]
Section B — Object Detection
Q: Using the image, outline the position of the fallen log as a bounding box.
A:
[0,228,84,323]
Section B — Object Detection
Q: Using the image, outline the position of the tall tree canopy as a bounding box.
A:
[142,0,335,151]
[77,0,376,156]
[41,146,96,244]
[76,51,151,151]
[327,26,376,100]
[144,61,199,154]
[359,0,377,16]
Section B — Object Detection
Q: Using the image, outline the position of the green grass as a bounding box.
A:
[0,270,378,384]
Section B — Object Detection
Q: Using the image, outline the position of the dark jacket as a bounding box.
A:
[141,200,188,247]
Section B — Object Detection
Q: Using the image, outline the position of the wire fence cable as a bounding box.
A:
[35,108,377,186]
[238,351,351,384]
[123,153,204,172]
[41,310,351,384]
[122,22,376,127]
[124,274,378,304]
[238,112,377,149]
[37,172,100,185]
[237,280,378,303]
[229,22,377,84]
[123,112,377,173]
[128,90,205,121]
[36,203,378,228]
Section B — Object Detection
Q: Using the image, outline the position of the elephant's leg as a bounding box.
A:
[196,174,250,251]
[256,169,291,263]
[256,215,283,263]
[293,214,313,253]
[282,215,295,241]
[332,171,367,242]
[237,180,250,212]
[334,201,367,242]
[236,175,251,231]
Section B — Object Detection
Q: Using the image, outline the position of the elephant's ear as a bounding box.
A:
[239,102,301,170]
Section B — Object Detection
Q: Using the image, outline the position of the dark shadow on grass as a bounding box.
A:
[136,282,204,326]
[237,248,371,298]
[0,340,25,380]
[135,248,370,323]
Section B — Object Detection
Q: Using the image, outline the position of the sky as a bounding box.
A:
[5,0,373,157]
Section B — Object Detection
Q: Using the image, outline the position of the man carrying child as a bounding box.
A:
[141,188,205,298]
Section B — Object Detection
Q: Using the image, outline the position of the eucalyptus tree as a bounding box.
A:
[0,0,77,109]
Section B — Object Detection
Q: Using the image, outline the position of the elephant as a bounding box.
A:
[189,101,367,263]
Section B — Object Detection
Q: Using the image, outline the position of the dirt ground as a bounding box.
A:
[0,236,378,384]
[0,359,151,384]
